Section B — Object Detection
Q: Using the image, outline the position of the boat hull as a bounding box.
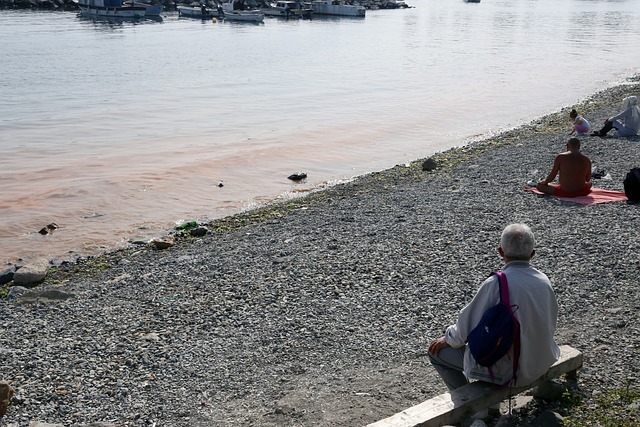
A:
[309,1,364,16]
[223,11,265,22]
[78,4,146,18]
[139,3,163,15]
[177,6,222,18]
[262,8,312,17]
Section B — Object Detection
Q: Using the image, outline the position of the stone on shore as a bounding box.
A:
[12,259,50,287]
[531,410,564,426]
[532,380,566,401]
[6,285,28,299]
[17,289,74,304]
[151,235,175,249]
[190,226,208,237]
[0,265,16,285]
[422,157,438,171]
[288,172,307,181]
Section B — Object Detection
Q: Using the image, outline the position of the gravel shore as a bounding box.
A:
[1,78,639,427]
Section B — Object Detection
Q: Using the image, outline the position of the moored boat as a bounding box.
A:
[76,0,146,18]
[221,0,265,22]
[223,9,264,22]
[261,0,313,18]
[177,5,223,18]
[307,0,364,17]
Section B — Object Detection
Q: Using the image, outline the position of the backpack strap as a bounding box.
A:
[495,271,510,307]
[491,271,521,386]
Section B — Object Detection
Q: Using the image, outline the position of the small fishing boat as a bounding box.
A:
[307,0,364,17]
[223,10,265,22]
[221,0,264,22]
[76,0,146,18]
[262,0,313,18]
[178,5,223,18]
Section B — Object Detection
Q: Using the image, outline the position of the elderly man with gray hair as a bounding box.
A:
[428,224,560,400]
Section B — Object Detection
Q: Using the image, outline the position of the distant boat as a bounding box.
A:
[307,0,365,17]
[177,5,223,18]
[221,0,265,22]
[76,0,146,18]
[262,0,313,18]
[463,0,480,3]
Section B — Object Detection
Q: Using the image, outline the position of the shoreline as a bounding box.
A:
[1,77,639,426]
[5,75,637,273]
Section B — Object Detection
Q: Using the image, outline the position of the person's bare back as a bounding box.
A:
[536,138,592,196]
[556,150,591,192]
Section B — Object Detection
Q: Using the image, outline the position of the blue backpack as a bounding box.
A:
[467,272,521,385]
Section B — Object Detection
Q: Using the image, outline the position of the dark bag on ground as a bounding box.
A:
[623,168,640,202]
[467,272,521,383]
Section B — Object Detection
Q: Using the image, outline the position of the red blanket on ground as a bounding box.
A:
[524,186,628,205]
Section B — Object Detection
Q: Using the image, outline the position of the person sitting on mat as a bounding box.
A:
[536,137,592,197]
[591,95,640,138]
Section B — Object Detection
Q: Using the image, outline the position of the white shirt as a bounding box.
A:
[610,106,640,133]
[444,261,560,387]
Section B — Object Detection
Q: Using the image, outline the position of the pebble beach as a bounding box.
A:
[1,77,639,426]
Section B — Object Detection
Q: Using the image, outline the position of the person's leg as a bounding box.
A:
[613,123,638,137]
[429,347,502,419]
[575,123,589,134]
[536,182,556,195]
[592,120,615,136]
[428,346,468,390]
[554,183,592,197]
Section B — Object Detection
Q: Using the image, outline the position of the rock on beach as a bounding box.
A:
[0,77,639,426]
[11,259,50,287]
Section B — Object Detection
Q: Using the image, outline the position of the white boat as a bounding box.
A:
[221,0,265,22]
[262,0,313,18]
[177,5,223,18]
[223,10,265,21]
[76,0,147,18]
[307,0,364,16]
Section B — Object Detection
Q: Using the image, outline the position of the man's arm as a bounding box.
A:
[428,275,499,356]
[609,108,629,123]
[539,156,561,185]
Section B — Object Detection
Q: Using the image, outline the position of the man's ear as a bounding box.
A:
[498,247,505,258]
[530,249,536,258]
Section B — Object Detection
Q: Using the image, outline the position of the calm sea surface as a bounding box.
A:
[1,0,640,265]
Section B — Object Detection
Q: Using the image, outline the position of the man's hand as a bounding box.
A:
[428,336,450,357]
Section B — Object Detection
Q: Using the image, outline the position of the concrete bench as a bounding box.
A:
[367,345,583,427]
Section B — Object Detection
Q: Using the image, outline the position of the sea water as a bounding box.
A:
[1,0,639,265]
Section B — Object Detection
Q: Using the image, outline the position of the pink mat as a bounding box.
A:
[524,186,628,205]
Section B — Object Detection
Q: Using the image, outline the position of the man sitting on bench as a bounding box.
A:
[427,224,561,414]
